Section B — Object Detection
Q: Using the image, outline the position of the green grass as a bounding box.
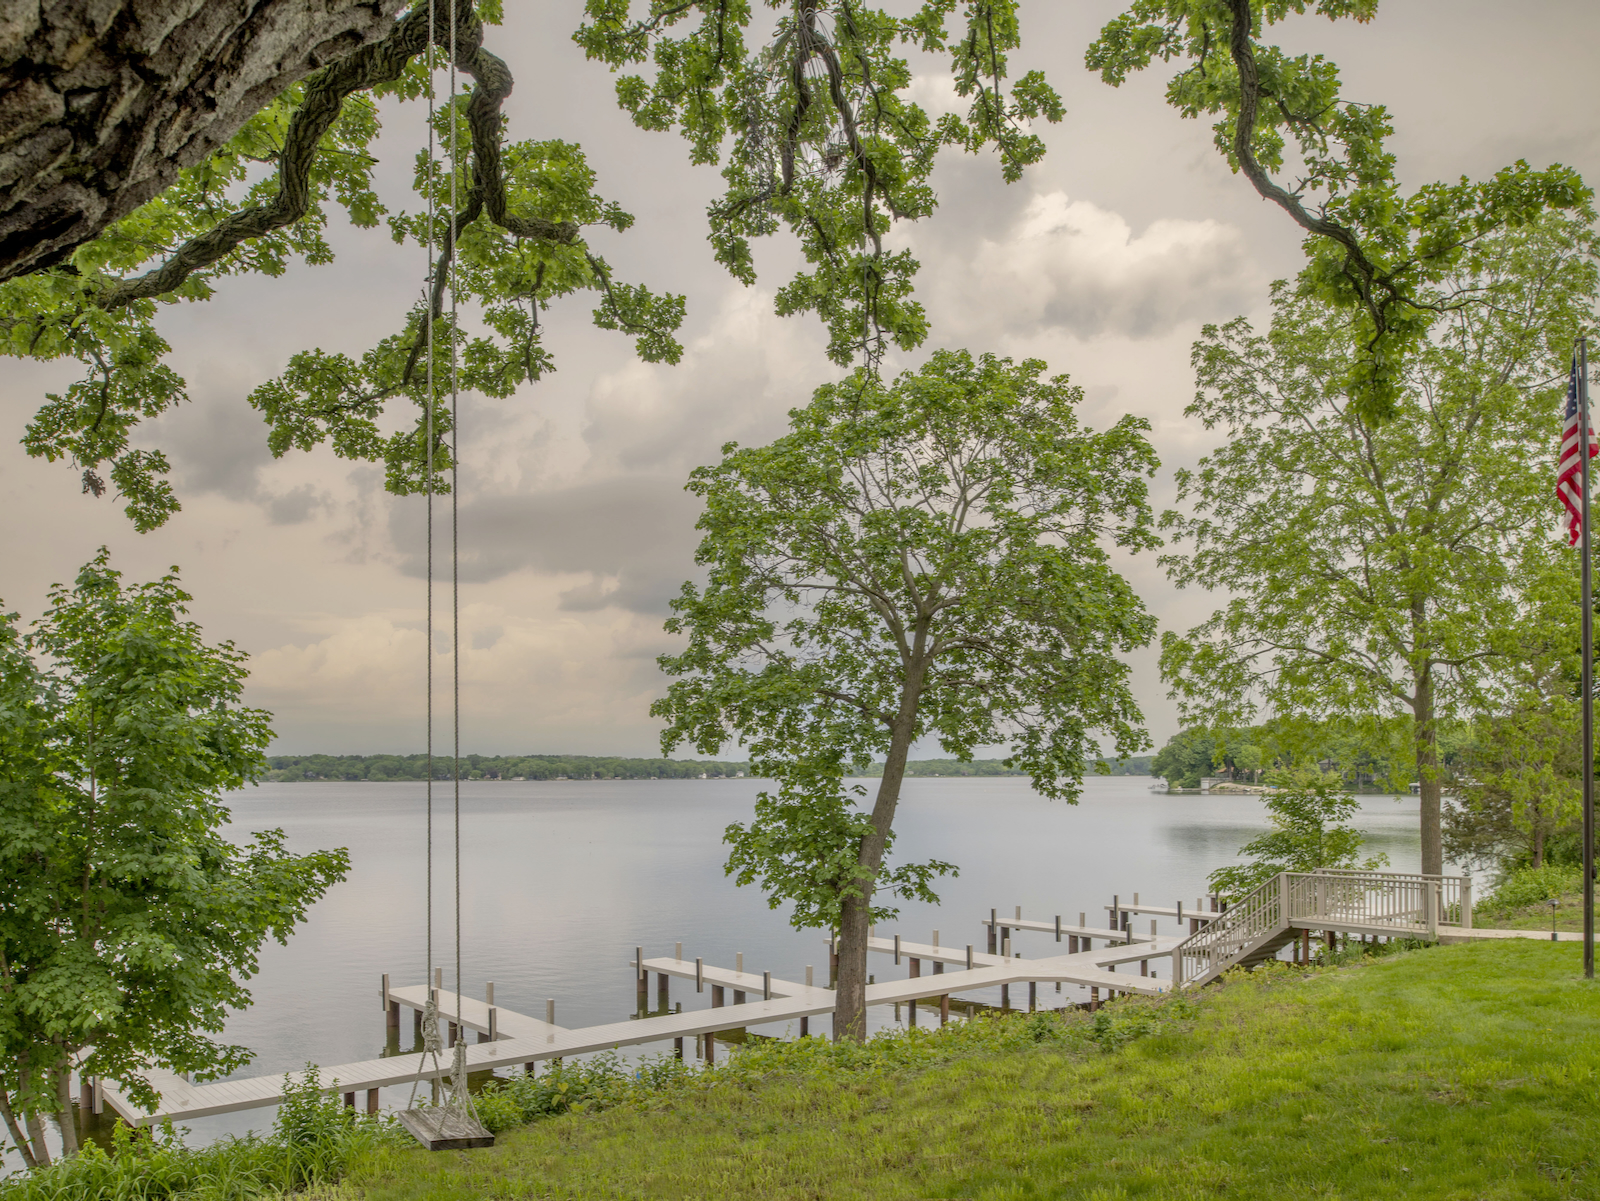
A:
[340,940,1600,1200]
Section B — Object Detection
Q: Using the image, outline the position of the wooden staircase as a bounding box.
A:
[1172,868,1474,989]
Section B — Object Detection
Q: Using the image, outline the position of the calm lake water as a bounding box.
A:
[72,775,1430,1149]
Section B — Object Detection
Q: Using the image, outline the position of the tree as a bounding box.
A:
[1088,0,1588,423]
[2,1,1059,529]
[1446,669,1583,873]
[1150,728,1216,789]
[654,349,1158,1040]
[1159,212,1598,876]
[0,552,349,1166]
[1208,768,1386,900]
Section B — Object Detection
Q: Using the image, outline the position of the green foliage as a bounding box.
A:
[0,552,349,1155]
[576,1,1062,365]
[1477,863,1583,918]
[2,10,685,527]
[1207,768,1386,899]
[655,350,1157,935]
[1086,0,1590,423]
[1151,717,1413,789]
[0,1069,405,1200]
[1159,214,1598,869]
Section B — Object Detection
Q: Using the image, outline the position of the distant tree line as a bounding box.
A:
[263,754,749,782]
[263,754,1155,783]
[1150,720,1415,793]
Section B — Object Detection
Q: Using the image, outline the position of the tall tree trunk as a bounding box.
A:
[50,1054,78,1158]
[0,1087,38,1170]
[1532,818,1546,870]
[833,656,926,1042]
[1414,668,1443,876]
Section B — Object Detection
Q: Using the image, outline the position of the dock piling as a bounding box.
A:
[763,970,772,1000]
[966,944,973,971]
[988,909,997,953]
[696,957,704,993]
[546,999,555,1027]
[366,1088,379,1114]
[1055,915,1061,942]
[894,934,901,965]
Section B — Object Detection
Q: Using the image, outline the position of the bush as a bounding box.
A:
[0,1067,405,1201]
[1479,863,1582,915]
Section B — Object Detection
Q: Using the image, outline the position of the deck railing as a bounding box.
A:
[1173,868,1474,988]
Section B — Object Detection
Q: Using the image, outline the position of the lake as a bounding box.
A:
[86,775,1431,1147]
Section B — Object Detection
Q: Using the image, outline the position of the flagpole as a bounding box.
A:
[1581,334,1595,981]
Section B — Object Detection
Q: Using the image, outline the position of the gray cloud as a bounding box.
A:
[387,474,703,616]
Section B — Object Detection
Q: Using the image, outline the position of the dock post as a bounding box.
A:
[434,967,442,993]
[1003,936,1011,958]
[940,990,950,1026]
[636,947,647,1009]
[343,1091,355,1109]
[801,1016,809,1036]
[525,1059,537,1076]
[1055,915,1061,942]
[763,970,772,1000]
[1112,894,1119,932]
[696,957,704,993]
[487,1008,498,1041]
[366,1088,379,1115]
[658,971,669,1007]
[712,985,724,1008]
[894,934,901,966]
[413,1006,422,1039]
[546,999,555,1027]
[705,1033,715,1064]
[1001,983,1010,1010]
[966,944,973,971]
[734,990,745,1005]
[736,952,743,974]
[1028,981,1037,1012]
[1090,986,1099,1011]
[988,909,997,954]
[675,942,682,962]
[79,1075,92,1125]
[933,929,940,949]
[674,1037,683,1060]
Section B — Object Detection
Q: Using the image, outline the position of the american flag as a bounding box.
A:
[1559,352,1597,546]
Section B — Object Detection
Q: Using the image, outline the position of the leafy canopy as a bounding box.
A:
[3,4,685,531]
[1160,212,1599,733]
[1087,0,1589,422]
[577,1,1063,366]
[0,552,349,1125]
[654,349,1158,928]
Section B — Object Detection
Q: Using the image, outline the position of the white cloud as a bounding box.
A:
[928,191,1259,342]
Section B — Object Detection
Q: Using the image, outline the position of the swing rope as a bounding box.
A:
[407,0,478,1128]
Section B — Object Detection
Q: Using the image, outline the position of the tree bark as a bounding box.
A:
[833,651,926,1042]
[20,1062,49,1167]
[50,1054,78,1158]
[0,1086,37,1170]
[1414,668,1444,876]
[0,0,410,280]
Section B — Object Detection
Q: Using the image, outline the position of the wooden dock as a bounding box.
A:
[97,925,1176,1126]
[94,869,1572,1128]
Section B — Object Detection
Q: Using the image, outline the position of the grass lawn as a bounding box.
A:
[1483,888,1600,934]
[345,941,1600,1200]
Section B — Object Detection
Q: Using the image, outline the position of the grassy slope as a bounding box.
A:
[1485,888,1600,933]
[349,942,1600,1201]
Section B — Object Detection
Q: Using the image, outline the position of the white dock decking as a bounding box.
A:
[99,927,1175,1126]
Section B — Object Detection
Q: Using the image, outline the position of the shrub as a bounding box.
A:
[1479,863,1582,916]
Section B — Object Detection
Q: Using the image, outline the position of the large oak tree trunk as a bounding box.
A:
[0,0,408,280]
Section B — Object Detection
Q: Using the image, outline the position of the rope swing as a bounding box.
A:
[399,0,491,1150]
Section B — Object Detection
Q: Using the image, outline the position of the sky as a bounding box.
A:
[2,0,1598,758]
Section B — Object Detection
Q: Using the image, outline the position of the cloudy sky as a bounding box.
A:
[2,0,1597,758]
